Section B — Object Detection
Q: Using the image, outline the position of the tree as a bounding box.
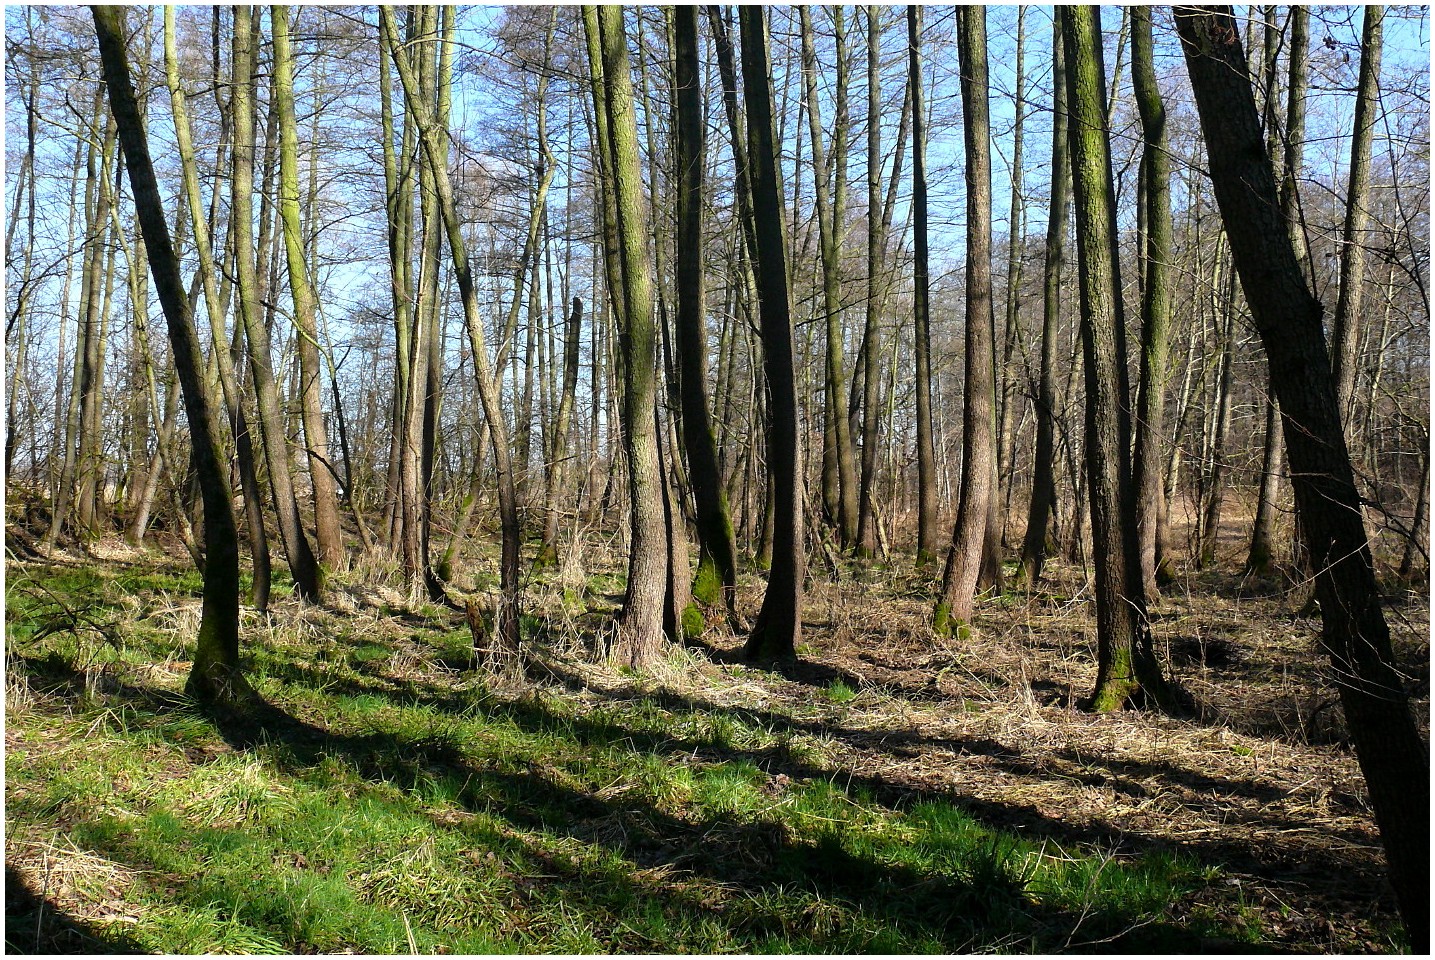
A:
[739,6,804,664]
[231,5,323,603]
[1062,5,1175,713]
[1177,8,1427,947]
[1130,6,1175,598]
[909,5,937,566]
[381,5,522,654]
[1017,10,1068,587]
[673,5,739,619]
[583,4,670,668]
[273,4,345,574]
[934,6,996,637]
[91,4,247,707]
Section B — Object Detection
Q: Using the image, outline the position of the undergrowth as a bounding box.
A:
[6,555,1279,953]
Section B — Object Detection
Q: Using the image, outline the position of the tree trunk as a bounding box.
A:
[795,6,859,552]
[1130,7,1176,599]
[92,4,247,708]
[273,4,345,574]
[673,5,740,619]
[1064,5,1176,714]
[856,4,885,559]
[584,4,670,668]
[909,5,939,566]
[739,6,805,664]
[1018,14,1069,587]
[1177,10,1427,947]
[995,8,1028,552]
[1331,5,1383,433]
[231,6,323,602]
[935,7,997,636]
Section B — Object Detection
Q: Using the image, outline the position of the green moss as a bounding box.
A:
[933,603,974,641]
[680,603,705,639]
[692,557,722,607]
[932,602,952,637]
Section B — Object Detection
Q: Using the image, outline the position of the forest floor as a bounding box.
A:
[4,517,1428,954]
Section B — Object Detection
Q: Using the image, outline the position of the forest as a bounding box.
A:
[4,4,1429,954]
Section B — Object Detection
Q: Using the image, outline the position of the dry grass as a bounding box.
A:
[4,499,1424,952]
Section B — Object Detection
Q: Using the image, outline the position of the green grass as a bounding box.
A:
[6,558,1254,954]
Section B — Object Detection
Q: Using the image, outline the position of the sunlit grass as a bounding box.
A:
[7,557,1254,954]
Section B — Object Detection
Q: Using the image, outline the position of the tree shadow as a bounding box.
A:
[4,864,147,954]
[681,635,864,689]
[176,690,1227,952]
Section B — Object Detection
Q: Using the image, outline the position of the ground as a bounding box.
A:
[4,518,1427,953]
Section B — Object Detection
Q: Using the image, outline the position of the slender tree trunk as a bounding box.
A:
[1198,272,1237,569]
[1246,393,1285,574]
[1177,12,1427,947]
[1064,5,1176,714]
[740,6,805,664]
[1331,5,1384,432]
[1131,7,1176,599]
[231,5,323,602]
[73,114,117,544]
[93,4,247,707]
[935,7,997,636]
[273,4,345,573]
[46,91,102,550]
[673,5,740,619]
[996,8,1028,550]
[1018,19,1068,586]
[909,5,939,566]
[798,6,858,552]
[855,5,886,558]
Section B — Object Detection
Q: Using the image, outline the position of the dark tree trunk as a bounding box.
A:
[92,4,248,708]
[1177,9,1428,948]
[673,5,739,619]
[739,6,804,664]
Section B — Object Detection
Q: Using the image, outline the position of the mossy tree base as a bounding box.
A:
[932,603,975,641]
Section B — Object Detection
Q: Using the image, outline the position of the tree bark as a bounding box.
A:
[935,7,996,636]
[740,6,805,664]
[92,4,247,707]
[1063,5,1175,714]
[1017,12,1068,587]
[1177,10,1427,947]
